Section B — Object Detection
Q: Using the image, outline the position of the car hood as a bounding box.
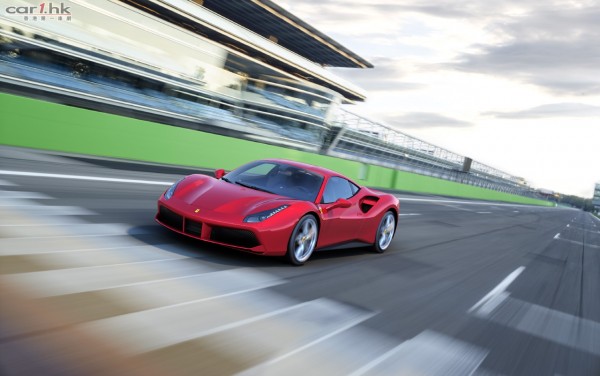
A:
[177,176,292,216]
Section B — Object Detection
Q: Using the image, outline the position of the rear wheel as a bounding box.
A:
[372,211,396,253]
[286,215,318,265]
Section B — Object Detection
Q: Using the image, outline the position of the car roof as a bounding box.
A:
[262,159,345,179]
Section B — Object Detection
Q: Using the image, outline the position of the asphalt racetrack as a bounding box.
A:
[1,146,599,375]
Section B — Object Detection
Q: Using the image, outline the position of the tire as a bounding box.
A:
[286,215,318,265]
[371,211,396,253]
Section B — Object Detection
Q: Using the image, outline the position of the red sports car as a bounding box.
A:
[156,159,399,265]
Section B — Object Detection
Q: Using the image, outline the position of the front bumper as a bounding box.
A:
[155,199,292,256]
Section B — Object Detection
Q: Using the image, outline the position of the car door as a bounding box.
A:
[317,176,363,247]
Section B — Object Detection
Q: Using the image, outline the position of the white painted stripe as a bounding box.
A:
[440,204,478,213]
[236,326,400,376]
[0,243,169,256]
[554,235,600,249]
[0,170,553,206]
[239,312,377,374]
[99,269,284,312]
[83,298,346,355]
[0,268,207,297]
[0,223,151,239]
[583,225,596,232]
[0,235,151,255]
[33,257,190,272]
[0,222,83,227]
[0,233,144,241]
[0,171,558,213]
[476,211,492,214]
[474,291,510,317]
[128,301,302,352]
[348,341,406,376]
[0,205,94,215]
[0,179,16,186]
[349,330,487,376]
[396,196,550,208]
[0,191,51,199]
[0,211,85,227]
[3,276,283,339]
[398,213,421,216]
[0,258,213,297]
[0,245,204,274]
[469,266,525,315]
[0,170,173,186]
[484,297,600,356]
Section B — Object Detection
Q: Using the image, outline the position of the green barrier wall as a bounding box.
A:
[0,93,553,206]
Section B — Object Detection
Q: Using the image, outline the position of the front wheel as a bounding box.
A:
[286,215,318,265]
[372,211,396,253]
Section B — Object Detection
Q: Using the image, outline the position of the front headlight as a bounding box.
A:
[244,205,289,223]
[164,178,184,200]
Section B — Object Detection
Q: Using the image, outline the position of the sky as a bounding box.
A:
[278,0,600,198]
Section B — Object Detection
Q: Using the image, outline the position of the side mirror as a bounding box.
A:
[214,169,225,179]
[332,198,352,209]
[321,198,351,213]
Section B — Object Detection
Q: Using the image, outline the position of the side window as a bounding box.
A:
[322,177,356,204]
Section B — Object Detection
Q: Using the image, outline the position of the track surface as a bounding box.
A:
[1,146,599,375]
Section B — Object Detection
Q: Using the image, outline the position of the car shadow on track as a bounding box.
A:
[128,225,294,268]
[128,224,381,268]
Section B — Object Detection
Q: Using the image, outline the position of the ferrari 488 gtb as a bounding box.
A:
[156,159,399,265]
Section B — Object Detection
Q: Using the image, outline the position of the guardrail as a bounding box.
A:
[327,109,533,197]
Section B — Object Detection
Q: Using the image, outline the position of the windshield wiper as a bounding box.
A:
[221,177,232,183]
[235,181,274,194]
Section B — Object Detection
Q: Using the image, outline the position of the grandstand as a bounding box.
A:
[0,0,538,198]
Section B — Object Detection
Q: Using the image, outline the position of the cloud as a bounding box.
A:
[485,102,600,119]
[448,5,600,94]
[289,1,600,95]
[330,57,425,92]
[380,112,473,129]
[451,40,600,94]
[282,0,479,20]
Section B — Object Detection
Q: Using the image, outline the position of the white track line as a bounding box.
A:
[238,312,377,375]
[0,170,556,209]
[0,205,94,215]
[83,298,358,355]
[469,266,525,316]
[484,297,600,356]
[397,196,554,207]
[348,330,487,376]
[0,191,51,199]
[554,235,600,249]
[0,170,173,185]
[0,179,16,186]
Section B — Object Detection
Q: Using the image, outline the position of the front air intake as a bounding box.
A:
[158,206,183,231]
[210,227,260,248]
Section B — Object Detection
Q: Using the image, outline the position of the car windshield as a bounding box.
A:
[223,161,323,202]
